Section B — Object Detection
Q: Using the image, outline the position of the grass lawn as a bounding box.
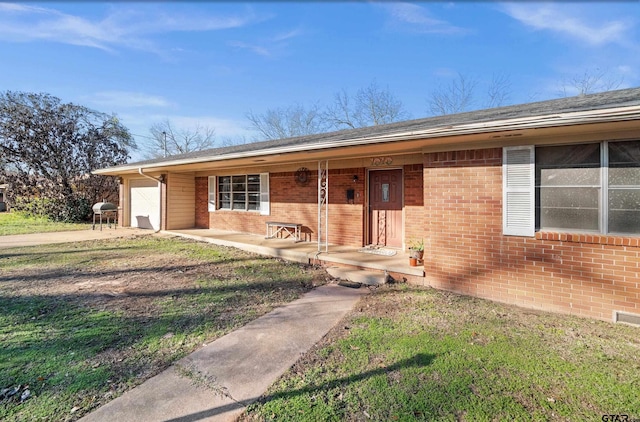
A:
[243,285,640,421]
[0,212,90,236]
[0,235,326,421]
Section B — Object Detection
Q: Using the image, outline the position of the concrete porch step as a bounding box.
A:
[326,266,390,287]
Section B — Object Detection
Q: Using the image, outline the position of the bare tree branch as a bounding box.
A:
[324,89,357,129]
[485,73,512,108]
[558,67,624,97]
[246,103,327,141]
[146,119,216,158]
[324,81,409,130]
[428,73,478,116]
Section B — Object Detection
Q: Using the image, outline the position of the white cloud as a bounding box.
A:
[379,2,468,35]
[228,40,272,57]
[502,3,632,46]
[0,3,265,54]
[89,91,172,108]
[272,28,303,42]
[228,26,304,58]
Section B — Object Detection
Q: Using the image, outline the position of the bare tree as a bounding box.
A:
[558,67,624,97]
[428,73,478,116]
[324,80,409,130]
[485,73,512,108]
[428,73,514,115]
[147,119,215,158]
[324,89,356,129]
[246,103,327,141]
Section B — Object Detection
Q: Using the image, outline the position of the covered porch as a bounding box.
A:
[164,228,425,283]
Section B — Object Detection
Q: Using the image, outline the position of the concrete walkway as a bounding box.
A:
[2,228,369,421]
[80,283,367,422]
[0,227,152,249]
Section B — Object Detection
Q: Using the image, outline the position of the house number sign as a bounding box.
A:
[370,156,393,166]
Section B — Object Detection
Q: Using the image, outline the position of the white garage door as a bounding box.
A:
[130,179,160,230]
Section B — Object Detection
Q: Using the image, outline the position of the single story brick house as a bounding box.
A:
[95,88,640,324]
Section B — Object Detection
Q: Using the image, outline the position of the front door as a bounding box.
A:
[369,169,403,248]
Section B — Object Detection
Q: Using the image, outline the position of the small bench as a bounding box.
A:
[266,221,302,242]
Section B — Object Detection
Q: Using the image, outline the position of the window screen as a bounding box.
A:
[536,144,601,232]
[608,141,640,234]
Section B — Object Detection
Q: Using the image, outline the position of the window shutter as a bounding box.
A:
[208,176,216,212]
[260,173,270,216]
[503,146,534,236]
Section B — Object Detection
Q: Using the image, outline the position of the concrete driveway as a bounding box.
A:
[0,227,152,249]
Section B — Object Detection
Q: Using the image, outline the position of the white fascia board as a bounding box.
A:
[93,106,640,175]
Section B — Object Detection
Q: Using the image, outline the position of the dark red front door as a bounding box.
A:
[369,169,403,248]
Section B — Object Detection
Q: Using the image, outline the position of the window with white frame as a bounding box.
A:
[504,140,640,236]
[208,173,269,215]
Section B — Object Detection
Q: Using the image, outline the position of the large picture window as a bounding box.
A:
[504,140,640,236]
[217,174,263,212]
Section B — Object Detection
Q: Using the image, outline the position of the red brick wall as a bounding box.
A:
[404,164,425,245]
[195,166,426,248]
[326,168,365,246]
[422,148,640,322]
[199,169,366,247]
[195,177,208,228]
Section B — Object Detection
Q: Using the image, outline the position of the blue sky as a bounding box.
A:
[1,1,639,161]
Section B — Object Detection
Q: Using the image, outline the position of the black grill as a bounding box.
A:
[92,202,117,230]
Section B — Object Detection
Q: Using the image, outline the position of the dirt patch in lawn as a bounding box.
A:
[8,255,230,317]
[2,236,328,317]
[0,234,331,421]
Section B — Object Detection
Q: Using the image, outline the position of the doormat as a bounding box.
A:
[357,247,397,257]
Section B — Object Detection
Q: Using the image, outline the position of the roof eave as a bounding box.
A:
[92,105,640,176]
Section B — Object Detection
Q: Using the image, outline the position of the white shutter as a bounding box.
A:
[503,146,534,236]
[208,176,216,212]
[259,173,270,216]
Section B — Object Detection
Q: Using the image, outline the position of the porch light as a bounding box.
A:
[353,175,359,183]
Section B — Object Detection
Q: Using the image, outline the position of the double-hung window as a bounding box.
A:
[208,173,269,215]
[218,175,260,211]
[504,140,640,236]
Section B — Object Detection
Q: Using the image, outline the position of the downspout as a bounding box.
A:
[138,168,164,233]
[138,168,163,183]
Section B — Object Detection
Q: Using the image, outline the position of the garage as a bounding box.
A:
[129,178,161,230]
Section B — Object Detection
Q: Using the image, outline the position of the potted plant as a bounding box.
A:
[408,239,424,266]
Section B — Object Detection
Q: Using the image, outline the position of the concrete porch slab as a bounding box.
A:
[163,229,425,279]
